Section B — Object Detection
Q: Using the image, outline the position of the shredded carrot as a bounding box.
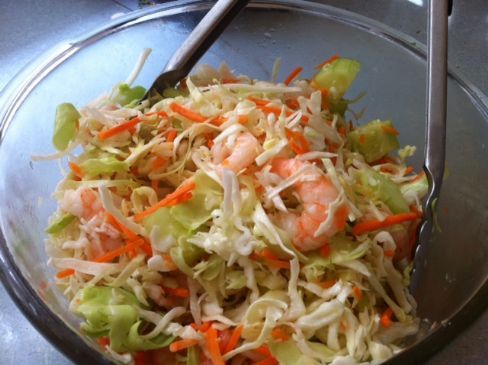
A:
[271,327,290,342]
[98,111,167,141]
[69,162,84,179]
[106,213,139,241]
[169,339,199,352]
[162,254,178,271]
[358,134,366,144]
[152,156,167,170]
[319,243,331,257]
[284,66,303,86]
[315,54,340,69]
[205,326,225,365]
[134,351,150,365]
[205,133,215,148]
[285,98,300,110]
[94,239,142,263]
[353,286,363,301]
[198,322,212,333]
[254,345,272,357]
[382,125,400,136]
[163,286,190,298]
[223,325,243,354]
[253,358,278,365]
[404,166,414,175]
[338,126,347,136]
[56,269,75,279]
[138,240,153,256]
[151,179,159,192]
[384,249,395,258]
[248,97,270,106]
[352,211,421,236]
[167,130,178,142]
[380,308,394,328]
[170,102,207,123]
[319,279,337,289]
[97,336,110,347]
[251,250,290,270]
[285,128,310,155]
[134,180,196,222]
[266,259,291,269]
[99,116,142,140]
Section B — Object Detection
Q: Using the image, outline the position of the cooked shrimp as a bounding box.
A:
[271,158,348,251]
[60,188,103,220]
[211,132,261,173]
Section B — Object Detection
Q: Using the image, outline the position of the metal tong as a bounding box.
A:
[145,0,250,100]
[415,0,451,266]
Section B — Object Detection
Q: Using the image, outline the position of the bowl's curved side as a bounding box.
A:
[0,1,486,365]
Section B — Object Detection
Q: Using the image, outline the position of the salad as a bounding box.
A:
[42,50,428,365]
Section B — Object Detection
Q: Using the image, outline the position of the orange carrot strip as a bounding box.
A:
[138,240,153,256]
[169,339,199,352]
[152,156,167,170]
[151,179,159,192]
[106,213,139,241]
[352,211,421,236]
[134,181,196,222]
[163,286,190,298]
[266,259,291,269]
[353,286,363,301]
[384,249,395,258]
[271,327,290,341]
[284,66,303,86]
[205,133,215,148]
[99,111,167,140]
[170,102,207,123]
[358,134,366,144]
[285,128,310,155]
[97,336,110,347]
[254,345,272,357]
[285,98,300,110]
[199,322,212,333]
[382,125,400,136]
[253,358,278,365]
[167,129,178,142]
[99,116,142,140]
[248,97,270,106]
[315,54,340,69]
[380,308,394,328]
[205,326,225,365]
[69,162,84,179]
[223,325,243,354]
[319,243,331,257]
[319,279,337,289]
[56,269,75,279]
[94,239,142,263]
[404,166,414,175]
[134,351,150,365]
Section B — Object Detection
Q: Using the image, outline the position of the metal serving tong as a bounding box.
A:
[415,0,452,265]
[144,0,250,100]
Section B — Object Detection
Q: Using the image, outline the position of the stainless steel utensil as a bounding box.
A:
[145,0,250,101]
[415,0,449,268]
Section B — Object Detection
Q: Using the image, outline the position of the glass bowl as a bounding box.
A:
[0,1,486,364]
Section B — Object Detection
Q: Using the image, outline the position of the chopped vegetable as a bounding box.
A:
[52,103,80,150]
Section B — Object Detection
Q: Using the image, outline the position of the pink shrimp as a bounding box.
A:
[211,132,261,173]
[271,158,348,251]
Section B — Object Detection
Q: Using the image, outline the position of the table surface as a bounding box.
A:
[0,0,486,364]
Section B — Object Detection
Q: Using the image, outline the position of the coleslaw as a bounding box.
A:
[42,49,427,365]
